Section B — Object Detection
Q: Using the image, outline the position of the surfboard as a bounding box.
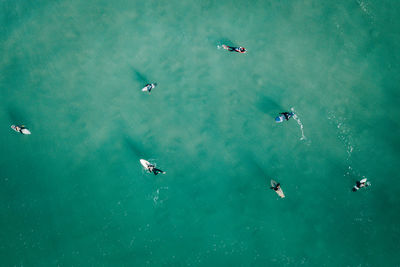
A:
[141,86,149,92]
[270,179,285,198]
[140,159,151,169]
[11,125,31,135]
[275,115,285,123]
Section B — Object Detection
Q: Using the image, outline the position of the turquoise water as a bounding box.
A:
[1,0,400,266]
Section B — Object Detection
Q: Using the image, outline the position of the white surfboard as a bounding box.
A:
[271,179,285,198]
[140,159,151,169]
[141,86,149,92]
[11,125,31,135]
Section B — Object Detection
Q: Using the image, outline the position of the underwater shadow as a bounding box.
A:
[256,96,284,117]
[252,160,268,179]
[7,106,28,124]
[217,38,235,46]
[131,67,149,85]
[124,136,146,159]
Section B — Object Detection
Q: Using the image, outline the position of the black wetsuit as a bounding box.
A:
[352,181,367,192]
[149,166,164,175]
[17,126,26,134]
[145,84,153,92]
[226,46,245,53]
[280,112,293,121]
[270,183,280,191]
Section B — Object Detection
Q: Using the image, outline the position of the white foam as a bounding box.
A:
[328,112,371,182]
[152,187,169,205]
[356,0,376,23]
[291,107,306,141]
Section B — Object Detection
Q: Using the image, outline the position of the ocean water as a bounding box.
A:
[1,0,400,266]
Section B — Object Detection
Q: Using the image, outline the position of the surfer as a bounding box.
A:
[148,164,165,175]
[352,178,370,192]
[140,159,166,175]
[142,83,157,93]
[270,180,285,198]
[222,45,247,53]
[275,112,294,123]
[11,125,31,135]
[270,183,281,191]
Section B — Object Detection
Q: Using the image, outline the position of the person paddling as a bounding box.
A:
[11,125,31,135]
[148,164,165,175]
[222,45,247,53]
[352,178,370,192]
[142,83,157,93]
[275,112,294,123]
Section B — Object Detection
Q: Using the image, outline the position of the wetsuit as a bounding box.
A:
[224,45,246,53]
[270,183,280,191]
[145,84,154,92]
[280,112,293,121]
[149,165,164,175]
[352,181,368,192]
[17,126,26,134]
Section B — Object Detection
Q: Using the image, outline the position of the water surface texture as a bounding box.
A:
[1,0,400,266]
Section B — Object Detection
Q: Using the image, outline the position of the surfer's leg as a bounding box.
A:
[155,168,165,175]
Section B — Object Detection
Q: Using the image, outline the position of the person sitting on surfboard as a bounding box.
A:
[142,83,157,93]
[275,112,294,123]
[222,45,247,53]
[148,164,165,176]
[352,178,370,192]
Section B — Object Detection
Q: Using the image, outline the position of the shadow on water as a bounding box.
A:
[124,136,146,159]
[131,67,149,85]
[252,160,268,178]
[7,106,28,124]
[215,38,236,47]
[256,96,284,117]
[243,151,280,181]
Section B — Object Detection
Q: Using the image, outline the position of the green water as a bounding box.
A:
[1,0,400,266]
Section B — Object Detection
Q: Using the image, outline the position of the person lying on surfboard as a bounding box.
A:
[142,83,157,93]
[222,45,247,53]
[270,183,281,191]
[12,125,31,135]
[270,180,285,198]
[275,112,294,123]
[148,164,165,175]
[352,178,370,192]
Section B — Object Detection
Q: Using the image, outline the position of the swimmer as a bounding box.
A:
[222,45,247,53]
[142,83,157,93]
[275,112,295,123]
[11,125,31,135]
[352,178,370,192]
[148,164,165,176]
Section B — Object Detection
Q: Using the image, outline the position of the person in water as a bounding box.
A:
[143,83,157,93]
[222,45,247,53]
[352,178,370,192]
[14,125,29,134]
[275,112,294,123]
[148,164,165,175]
[270,183,281,191]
